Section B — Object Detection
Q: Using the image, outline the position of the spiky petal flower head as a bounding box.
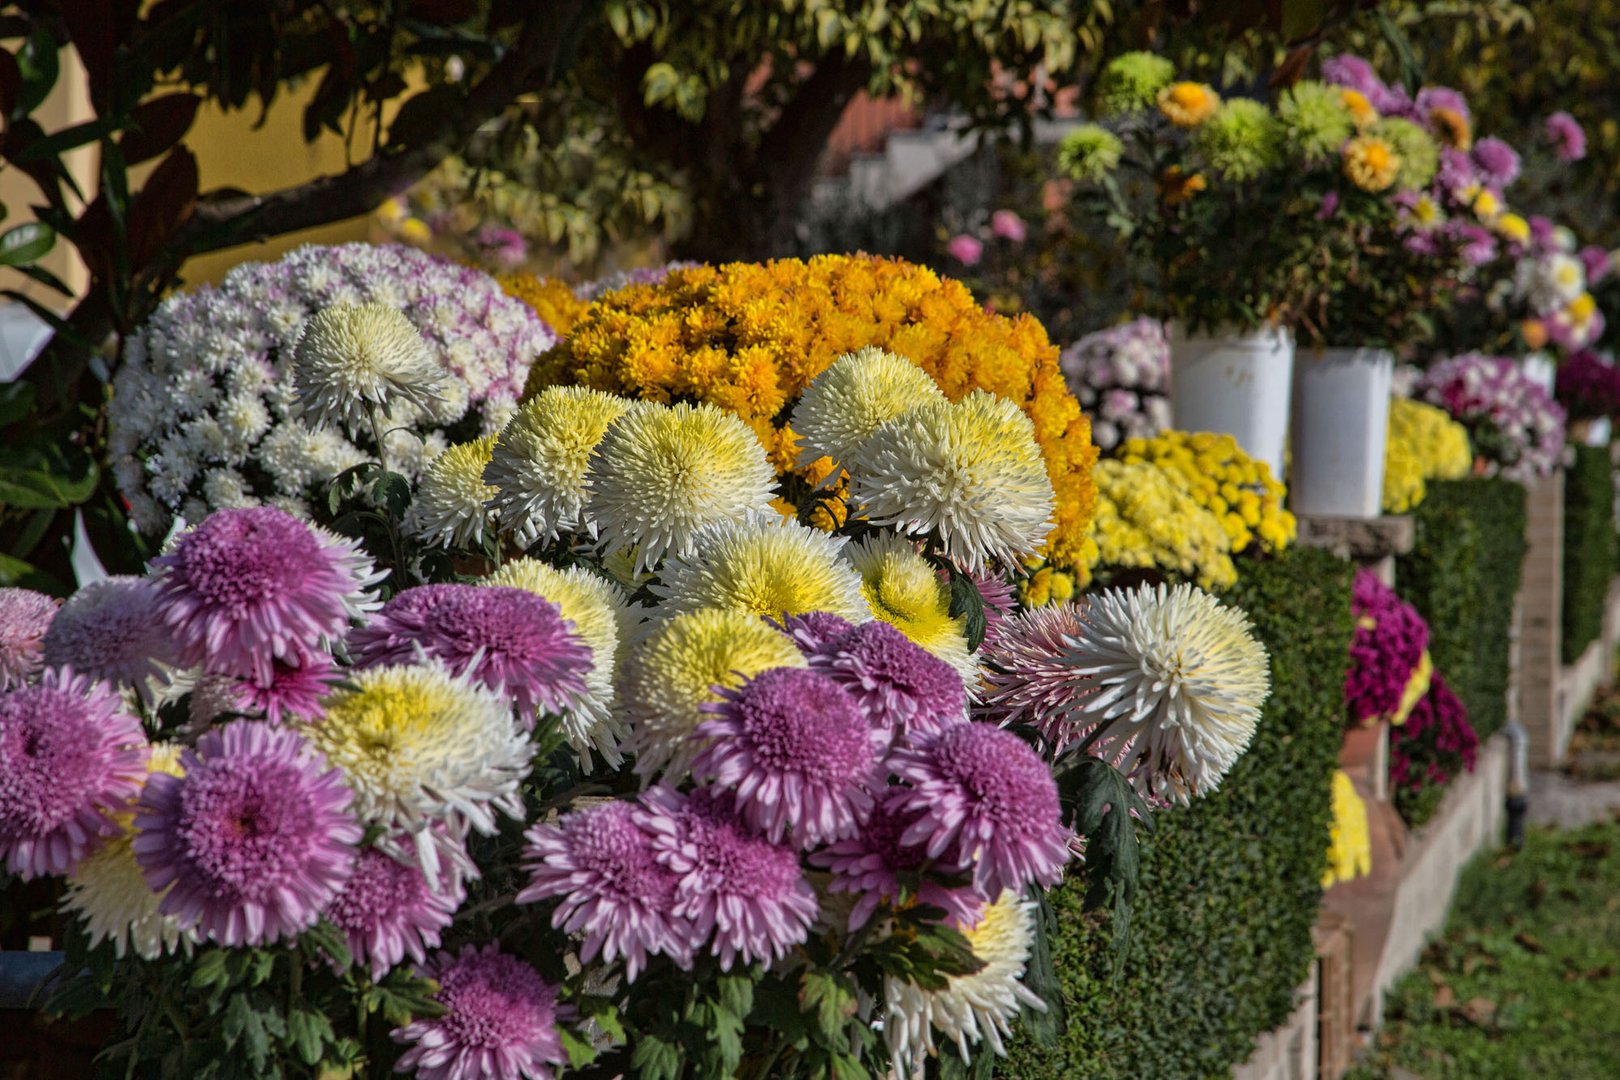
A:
[1546,111,1587,162]
[151,506,383,682]
[1056,124,1125,183]
[391,944,566,1080]
[484,387,637,545]
[845,532,975,688]
[588,401,777,572]
[1194,98,1282,181]
[0,667,148,879]
[789,347,947,472]
[883,892,1045,1073]
[1372,117,1441,189]
[771,610,857,653]
[42,577,177,694]
[324,846,462,981]
[301,663,530,883]
[1276,80,1354,163]
[977,602,1092,754]
[810,620,967,738]
[1061,582,1269,805]
[292,302,443,434]
[518,799,693,981]
[650,517,871,625]
[811,799,984,931]
[0,587,57,689]
[887,723,1068,898]
[132,721,358,946]
[408,436,498,550]
[618,607,807,782]
[349,584,591,721]
[845,391,1055,574]
[639,787,818,971]
[693,666,884,848]
[1096,51,1176,115]
[1158,81,1220,128]
[1343,134,1400,192]
[1472,135,1521,186]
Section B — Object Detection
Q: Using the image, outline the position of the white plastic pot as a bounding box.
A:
[1289,347,1394,518]
[1167,325,1294,480]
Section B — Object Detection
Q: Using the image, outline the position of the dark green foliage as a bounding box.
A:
[1000,547,1351,1078]
[1562,446,1616,665]
[1398,478,1528,741]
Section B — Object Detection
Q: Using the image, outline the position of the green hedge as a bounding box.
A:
[1397,478,1528,742]
[1562,445,1616,664]
[1001,547,1351,1079]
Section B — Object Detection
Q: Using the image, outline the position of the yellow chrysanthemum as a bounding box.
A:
[1382,398,1472,514]
[1322,769,1372,888]
[1157,81,1220,128]
[1342,134,1400,192]
[1472,188,1502,222]
[650,517,871,624]
[1428,106,1472,150]
[1086,459,1236,590]
[790,346,947,472]
[1391,650,1433,727]
[398,217,433,245]
[1568,292,1599,326]
[1495,213,1531,244]
[408,435,498,549]
[497,273,590,337]
[522,255,1098,573]
[1119,430,1294,555]
[1340,88,1378,129]
[1019,560,1077,608]
[484,387,638,544]
[617,608,807,782]
[846,533,976,687]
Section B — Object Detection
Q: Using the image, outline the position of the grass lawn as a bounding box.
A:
[1348,822,1620,1079]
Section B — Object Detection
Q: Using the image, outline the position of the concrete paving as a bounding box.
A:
[1526,769,1620,828]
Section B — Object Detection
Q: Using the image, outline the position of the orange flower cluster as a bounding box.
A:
[497,273,590,338]
[523,255,1099,570]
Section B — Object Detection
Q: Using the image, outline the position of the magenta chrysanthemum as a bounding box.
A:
[151,507,381,681]
[324,846,462,981]
[810,620,967,737]
[392,944,566,1080]
[235,653,337,724]
[1471,136,1520,186]
[811,799,984,930]
[693,666,884,848]
[977,603,1094,753]
[0,667,147,879]
[771,611,857,653]
[132,720,360,946]
[517,800,693,981]
[349,584,590,721]
[0,587,58,689]
[887,723,1069,898]
[42,576,177,693]
[640,787,818,971]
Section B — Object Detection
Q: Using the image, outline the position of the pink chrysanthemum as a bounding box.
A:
[132,720,360,946]
[0,587,58,689]
[811,621,967,737]
[811,799,984,931]
[151,507,381,682]
[392,944,566,1080]
[693,667,884,848]
[324,846,462,981]
[517,800,693,982]
[977,602,1094,753]
[42,576,177,693]
[639,787,818,971]
[235,652,338,724]
[0,667,148,879]
[349,584,590,721]
[972,573,1017,649]
[887,723,1069,899]
[771,611,857,653]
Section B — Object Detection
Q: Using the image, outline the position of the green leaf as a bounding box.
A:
[799,970,857,1046]
[371,471,412,518]
[0,222,54,267]
[948,569,988,651]
[0,459,99,510]
[189,948,231,992]
[10,116,122,165]
[629,1032,684,1080]
[286,1009,331,1067]
[560,1029,599,1070]
[0,382,36,429]
[642,62,680,106]
[16,25,59,115]
[0,552,69,594]
[1058,756,1154,977]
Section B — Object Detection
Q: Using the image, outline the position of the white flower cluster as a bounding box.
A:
[1058,317,1172,451]
[108,243,556,534]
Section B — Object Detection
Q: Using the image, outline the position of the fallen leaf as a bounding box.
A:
[1433,984,1456,1008]
[1515,931,1545,953]
[1461,997,1497,1025]
[1572,840,1611,860]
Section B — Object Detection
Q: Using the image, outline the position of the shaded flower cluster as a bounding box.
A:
[1417,353,1567,482]
[1382,397,1473,514]
[1058,317,1171,451]
[1555,350,1620,422]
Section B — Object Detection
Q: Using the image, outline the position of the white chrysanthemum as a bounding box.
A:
[292,303,444,433]
[884,892,1045,1075]
[844,391,1055,573]
[484,387,638,545]
[1063,582,1270,804]
[485,558,637,768]
[407,436,498,549]
[300,663,532,883]
[588,402,777,571]
[650,517,871,625]
[790,347,947,472]
[844,532,977,689]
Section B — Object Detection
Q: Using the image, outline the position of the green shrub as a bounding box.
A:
[1562,445,1616,664]
[1000,547,1351,1079]
[1397,478,1528,741]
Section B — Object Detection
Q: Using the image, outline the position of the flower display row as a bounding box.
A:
[1058,317,1170,451]
[1345,569,1433,728]
[1415,353,1566,482]
[1382,397,1473,514]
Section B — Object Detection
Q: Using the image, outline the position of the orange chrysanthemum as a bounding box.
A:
[498,274,590,337]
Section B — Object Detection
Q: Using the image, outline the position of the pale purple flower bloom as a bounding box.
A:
[977,603,1093,754]
[1316,190,1340,220]
[1472,137,1521,186]
[1529,215,1557,250]
[1546,111,1587,161]
[0,667,147,879]
[990,210,1028,243]
[887,723,1070,898]
[771,611,857,653]
[518,799,693,981]
[1322,54,1409,114]
[0,588,57,689]
[1456,223,1498,267]
[1436,147,1476,194]
[1058,318,1170,450]
[1417,354,1567,481]
[391,944,566,1080]
[324,846,462,981]
[946,234,985,267]
[640,787,818,972]
[349,584,591,721]
[1415,86,1470,123]
[693,666,884,848]
[235,652,337,724]
[42,577,175,692]
[811,799,984,930]
[476,226,529,270]
[972,572,1017,650]
[152,507,380,682]
[133,720,360,946]
[809,621,967,737]
[1580,245,1611,286]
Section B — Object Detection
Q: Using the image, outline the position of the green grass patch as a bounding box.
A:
[1348,822,1620,1079]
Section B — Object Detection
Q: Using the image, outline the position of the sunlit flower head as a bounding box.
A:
[1194,98,1281,181]
[391,944,566,1080]
[650,517,871,625]
[1157,82,1220,127]
[0,587,57,689]
[1339,88,1377,129]
[1096,51,1176,115]
[1428,106,1472,150]
[484,387,637,545]
[811,618,968,738]
[1496,212,1531,245]
[42,577,176,695]
[1276,80,1354,162]
[845,533,976,688]
[977,601,1092,754]
[292,302,443,433]
[408,436,498,550]
[1056,124,1125,183]
[235,652,338,724]
[1372,117,1440,189]
[325,846,462,981]
[811,798,984,931]
[770,610,858,653]
[1321,769,1372,887]
[789,346,947,473]
[1343,134,1400,192]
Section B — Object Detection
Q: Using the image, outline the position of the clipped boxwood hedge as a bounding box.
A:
[1397,478,1528,742]
[1001,546,1351,1079]
[1561,445,1616,664]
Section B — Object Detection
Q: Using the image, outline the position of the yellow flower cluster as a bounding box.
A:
[1087,459,1236,590]
[525,255,1099,571]
[1119,430,1295,554]
[1322,769,1372,888]
[1382,398,1473,514]
[1019,559,1078,607]
[497,273,590,338]
[1343,134,1399,193]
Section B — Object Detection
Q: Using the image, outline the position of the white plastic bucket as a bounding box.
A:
[1167,325,1294,480]
[1289,347,1394,518]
